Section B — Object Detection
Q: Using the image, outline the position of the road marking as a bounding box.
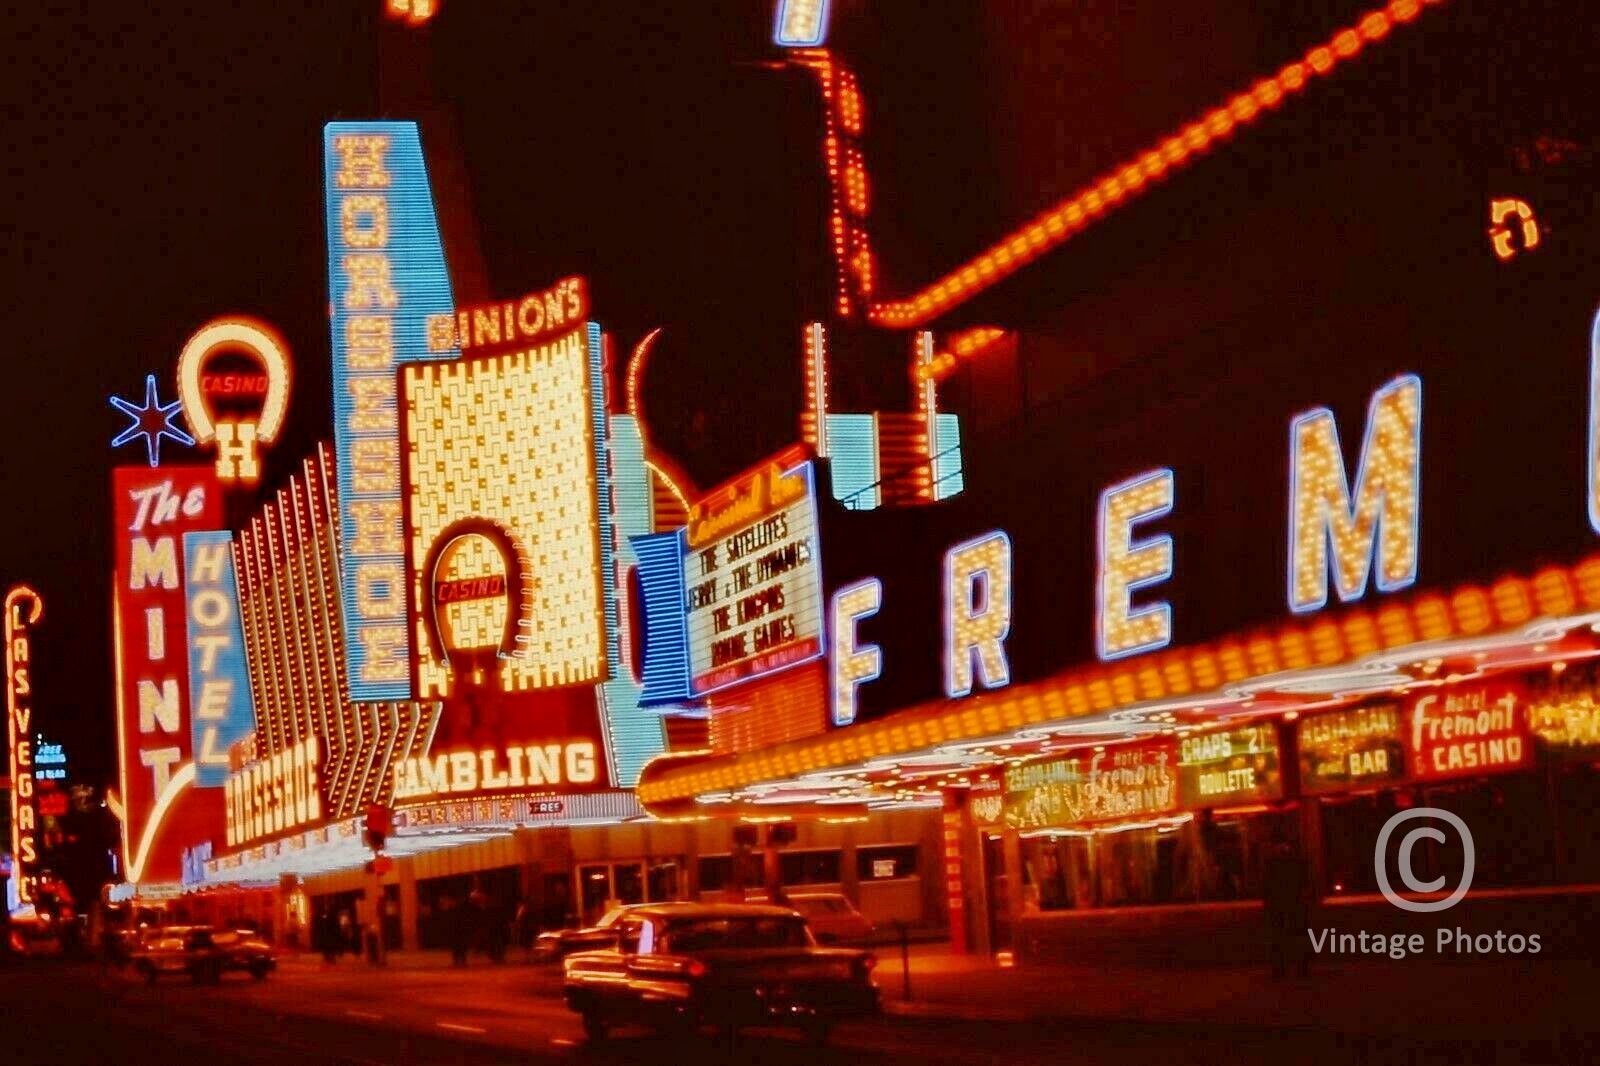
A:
[437,1022,488,1035]
[345,1010,384,1021]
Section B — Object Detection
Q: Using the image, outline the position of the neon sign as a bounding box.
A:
[175,318,292,485]
[391,741,598,800]
[830,578,882,727]
[944,531,1013,698]
[1097,469,1175,661]
[426,276,588,354]
[224,736,322,847]
[182,532,257,787]
[401,326,608,696]
[774,0,830,47]
[1288,374,1421,613]
[1488,197,1539,261]
[325,121,459,701]
[1409,683,1530,781]
[231,446,437,819]
[112,467,223,885]
[110,375,195,467]
[6,586,42,903]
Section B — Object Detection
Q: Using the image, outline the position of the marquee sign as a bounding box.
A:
[684,452,825,696]
[324,120,459,701]
[6,587,42,903]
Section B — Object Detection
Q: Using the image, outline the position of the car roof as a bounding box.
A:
[628,902,802,920]
[786,891,847,901]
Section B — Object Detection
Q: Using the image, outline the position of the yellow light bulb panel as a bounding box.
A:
[1288,374,1421,613]
[401,327,608,698]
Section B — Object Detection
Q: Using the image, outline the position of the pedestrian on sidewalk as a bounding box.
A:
[317,908,340,965]
[514,898,536,963]
[1263,818,1312,980]
[442,893,470,967]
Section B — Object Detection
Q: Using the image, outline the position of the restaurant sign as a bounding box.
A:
[1298,702,1407,793]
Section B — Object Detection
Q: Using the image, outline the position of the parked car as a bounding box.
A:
[534,905,638,962]
[563,902,879,1045]
[786,892,874,945]
[133,926,275,984]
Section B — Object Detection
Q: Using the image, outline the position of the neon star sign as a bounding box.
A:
[111,375,195,467]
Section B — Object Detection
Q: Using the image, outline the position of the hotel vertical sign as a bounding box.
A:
[324,120,459,701]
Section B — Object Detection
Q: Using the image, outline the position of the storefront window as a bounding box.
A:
[698,855,733,891]
[856,844,919,881]
[1322,776,1560,897]
[780,849,842,885]
[648,860,682,902]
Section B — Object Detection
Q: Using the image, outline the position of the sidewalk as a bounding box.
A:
[874,943,1594,1040]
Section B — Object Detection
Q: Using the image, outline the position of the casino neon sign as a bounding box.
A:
[176,317,292,485]
[6,587,43,903]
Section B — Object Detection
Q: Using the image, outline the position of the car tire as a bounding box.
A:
[581,1011,610,1043]
[249,961,270,980]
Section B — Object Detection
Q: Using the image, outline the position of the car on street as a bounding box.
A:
[132,926,276,984]
[534,905,639,961]
[787,892,874,945]
[562,902,879,1045]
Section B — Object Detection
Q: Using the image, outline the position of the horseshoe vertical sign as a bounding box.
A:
[175,317,293,485]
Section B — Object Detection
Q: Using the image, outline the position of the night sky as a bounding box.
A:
[1,0,986,784]
[5,0,1487,783]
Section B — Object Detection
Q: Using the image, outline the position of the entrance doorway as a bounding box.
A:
[575,860,685,925]
[983,834,1011,951]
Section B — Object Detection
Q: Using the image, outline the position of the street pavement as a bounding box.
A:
[3,947,1595,1064]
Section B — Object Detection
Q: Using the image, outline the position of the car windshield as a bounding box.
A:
[595,908,627,929]
[662,916,812,952]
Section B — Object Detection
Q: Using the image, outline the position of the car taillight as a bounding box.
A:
[685,959,708,978]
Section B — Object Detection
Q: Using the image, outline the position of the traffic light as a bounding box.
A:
[364,805,392,852]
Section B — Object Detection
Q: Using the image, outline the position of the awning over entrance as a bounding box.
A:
[637,553,1600,814]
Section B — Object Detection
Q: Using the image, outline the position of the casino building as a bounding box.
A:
[631,0,1600,959]
[112,0,1600,961]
